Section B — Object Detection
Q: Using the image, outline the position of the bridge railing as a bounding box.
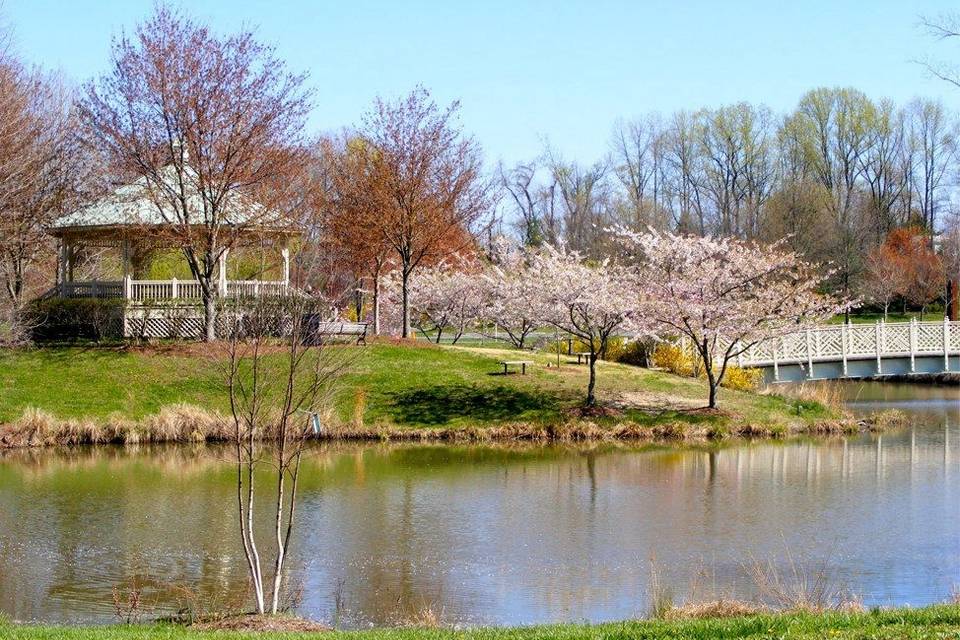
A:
[735,318,960,375]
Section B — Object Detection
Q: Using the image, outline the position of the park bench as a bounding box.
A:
[305,319,368,345]
[499,359,534,375]
[574,351,592,364]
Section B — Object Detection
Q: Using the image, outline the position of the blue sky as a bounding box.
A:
[7,1,960,167]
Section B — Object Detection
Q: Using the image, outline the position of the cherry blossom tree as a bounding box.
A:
[528,245,640,406]
[480,242,544,349]
[408,261,484,344]
[617,228,847,409]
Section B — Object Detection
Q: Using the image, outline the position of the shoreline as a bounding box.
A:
[3,604,960,639]
[0,404,908,449]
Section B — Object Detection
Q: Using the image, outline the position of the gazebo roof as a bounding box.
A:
[54,177,177,229]
[51,167,297,238]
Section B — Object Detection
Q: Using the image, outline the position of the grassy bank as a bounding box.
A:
[4,605,960,639]
[0,341,882,447]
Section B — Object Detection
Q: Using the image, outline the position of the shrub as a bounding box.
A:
[652,342,694,376]
[611,338,653,367]
[535,336,566,355]
[27,297,126,342]
[653,342,761,390]
[721,365,763,391]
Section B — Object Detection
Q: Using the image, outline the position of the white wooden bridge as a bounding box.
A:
[737,319,960,383]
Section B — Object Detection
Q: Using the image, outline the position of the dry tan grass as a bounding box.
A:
[0,402,895,450]
[392,605,444,629]
[660,599,766,620]
[770,381,849,414]
[141,404,229,443]
[0,405,228,448]
[190,614,329,632]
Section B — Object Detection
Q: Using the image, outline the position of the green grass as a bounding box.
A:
[4,606,960,639]
[0,341,832,434]
[829,311,946,324]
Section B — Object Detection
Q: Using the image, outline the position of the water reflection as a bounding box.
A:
[0,383,959,626]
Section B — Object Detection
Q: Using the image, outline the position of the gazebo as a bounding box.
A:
[48,174,300,338]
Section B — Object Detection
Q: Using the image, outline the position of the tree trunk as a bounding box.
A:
[353,287,364,323]
[203,293,217,342]
[586,351,597,406]
[707,378,718,409]
[703,341,718,409]
[372,275,381,335]
[269,465,286,615]
[401,271,411,339]
[705,361,718,409]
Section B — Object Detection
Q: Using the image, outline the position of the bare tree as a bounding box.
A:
[545,151,609,255]
[611,115,669,230]
[500,161,553,247]
[790,87,876,310]
[319,135,393,333]
[221,289,351,616]
[79,5,312,341]
[354,87,490,338]
[906,98,956,232]
[0,57,80,343]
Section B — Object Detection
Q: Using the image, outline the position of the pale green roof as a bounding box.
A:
[53,167,276,231]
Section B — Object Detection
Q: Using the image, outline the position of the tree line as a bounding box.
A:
[499,90,959,307]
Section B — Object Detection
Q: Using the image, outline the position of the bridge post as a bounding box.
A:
[944,317,951,372]
[805,328,813,379]
[772,336,780,382]
[909,318,917,373]
[875,321,882,375]
[841,322,848,377]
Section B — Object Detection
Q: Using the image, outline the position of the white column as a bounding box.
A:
[281,245,290,286]
[64,241,73,282]
[121,239,130,278]
[58,239,67,296]
[772,337,780,382]
[909,318,917,373]
[944,317,950,371]
[218,249,229,296]
[171,277,179,299]
[875,320,882,375]
[841,322,848,377]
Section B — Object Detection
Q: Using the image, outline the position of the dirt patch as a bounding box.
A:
[613,391,704,412]
[191,614,330,632]
[564,404,624,419]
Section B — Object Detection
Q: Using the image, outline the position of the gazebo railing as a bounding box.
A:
[58,278,289,301]
[60,280,125,299]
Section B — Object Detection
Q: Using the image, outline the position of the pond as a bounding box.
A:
[0,380,958,626]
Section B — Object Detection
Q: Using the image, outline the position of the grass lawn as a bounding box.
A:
[829,310,946,324]
[0,340,832,436]
[5,606,960,639]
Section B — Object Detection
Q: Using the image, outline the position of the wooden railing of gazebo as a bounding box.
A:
[58,277,290,301]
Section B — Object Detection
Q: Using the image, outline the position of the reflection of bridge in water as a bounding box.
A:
[736,320,960,383]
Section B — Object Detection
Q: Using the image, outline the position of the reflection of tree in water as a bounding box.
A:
[0,448,248,622]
